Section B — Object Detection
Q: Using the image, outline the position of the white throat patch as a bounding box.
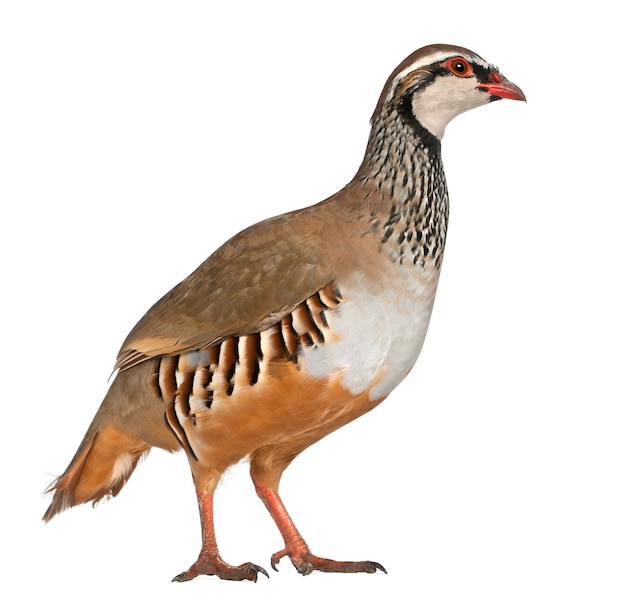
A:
[411,76,491,139]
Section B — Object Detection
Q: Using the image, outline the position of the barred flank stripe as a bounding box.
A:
[165,394,198,461]
[240,334,261,386]
[281,314,299,360]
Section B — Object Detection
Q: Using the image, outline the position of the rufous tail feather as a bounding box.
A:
[43,424,150,521]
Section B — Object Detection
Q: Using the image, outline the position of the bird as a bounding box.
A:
[43,44,525,582]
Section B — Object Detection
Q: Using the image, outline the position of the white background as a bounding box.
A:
[2,1,624,600]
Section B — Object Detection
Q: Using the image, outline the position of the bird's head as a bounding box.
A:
[372,44,526,140]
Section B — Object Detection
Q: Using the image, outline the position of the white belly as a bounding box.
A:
[300,268,440,400]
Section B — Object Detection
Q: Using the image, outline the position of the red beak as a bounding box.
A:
[477,72,526,101]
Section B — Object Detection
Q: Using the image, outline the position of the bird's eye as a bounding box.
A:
[446,57,472,77]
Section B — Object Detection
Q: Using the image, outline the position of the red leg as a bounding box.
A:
[251,470,386,576]
[173,488,269,582]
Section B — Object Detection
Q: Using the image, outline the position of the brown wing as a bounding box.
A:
[114,208,337,372]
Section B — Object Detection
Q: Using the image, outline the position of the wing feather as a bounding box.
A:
[114,209,336,371]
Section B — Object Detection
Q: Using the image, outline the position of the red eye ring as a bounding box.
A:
[445,57,473,77]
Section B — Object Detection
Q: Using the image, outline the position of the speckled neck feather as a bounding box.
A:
[356,104,449,269]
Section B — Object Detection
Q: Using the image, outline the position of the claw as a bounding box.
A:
[252,564,270,581]
[368,561,387,574]
[270,549,287,572]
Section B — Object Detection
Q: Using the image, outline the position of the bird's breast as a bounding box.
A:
[299,264,440,400]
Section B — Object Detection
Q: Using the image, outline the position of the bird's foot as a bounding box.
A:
[172,551,269,582]
[271,548,386,576]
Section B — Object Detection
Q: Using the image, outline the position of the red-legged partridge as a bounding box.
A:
[44,44,525,582]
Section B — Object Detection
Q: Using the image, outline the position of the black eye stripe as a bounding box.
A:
[442,61,493,82]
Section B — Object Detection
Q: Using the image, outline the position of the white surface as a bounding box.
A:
[2,2,624,600]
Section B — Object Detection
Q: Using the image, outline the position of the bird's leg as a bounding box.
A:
[173,486,269,582]
[251,470,386,576]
